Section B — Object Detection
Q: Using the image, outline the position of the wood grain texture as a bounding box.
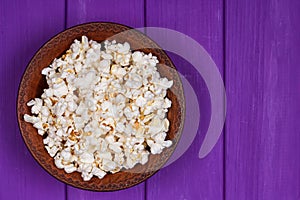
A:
[66,0,144,28]
[0,0,65,200]
[226,0,300,199]
[66,0,145,199]
[146,0,224,199]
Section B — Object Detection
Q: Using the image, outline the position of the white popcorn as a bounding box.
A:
[64,164,77,173]
[109,143,122,153]
[38,129,45,136]
[103,158,117,169]
[41,106,50,117]
[54,156,64,169]
[33,121,43,130]
[46,145,60,157]
[132,51,143,63]
[144,91,154,100]
[148,117,164,135]
[91,167,106,179]
[80,152,95,164]
[53,81,68,97]
[163,140,173,148]
[125,157,135,169]
[28,98,43,114]
[61,149,72,161]
[67,101,77,112]
[24,36,173,181]
[24,114,39,124]
[149,142,163,154]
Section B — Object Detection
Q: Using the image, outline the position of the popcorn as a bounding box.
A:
[24,114,39,124]
[24,36,173,181]
[64,164,77,173]
[80,152,95,164]
[91,167,106,179]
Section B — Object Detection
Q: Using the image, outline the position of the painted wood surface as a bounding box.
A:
[225,0,300,199]
[145,0,224,199]
[0,1,66,200]
[1,0,299,199]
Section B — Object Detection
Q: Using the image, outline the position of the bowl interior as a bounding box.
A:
[17,22,185,191]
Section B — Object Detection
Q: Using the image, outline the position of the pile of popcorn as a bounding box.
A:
[24,36,173,181]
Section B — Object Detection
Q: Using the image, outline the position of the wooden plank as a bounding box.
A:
[226,0,300,199]
[0,0,65,199]
[146,0,224,199]
[66,0,145,199]
[66,0,144,28]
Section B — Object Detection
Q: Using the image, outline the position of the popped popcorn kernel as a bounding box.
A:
[24,36,173,181]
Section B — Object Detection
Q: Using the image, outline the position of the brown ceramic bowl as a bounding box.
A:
[17,22,185,191]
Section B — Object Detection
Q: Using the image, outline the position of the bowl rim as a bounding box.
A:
[17,21,185,191]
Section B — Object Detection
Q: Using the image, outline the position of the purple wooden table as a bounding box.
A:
[1,0,299,199]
